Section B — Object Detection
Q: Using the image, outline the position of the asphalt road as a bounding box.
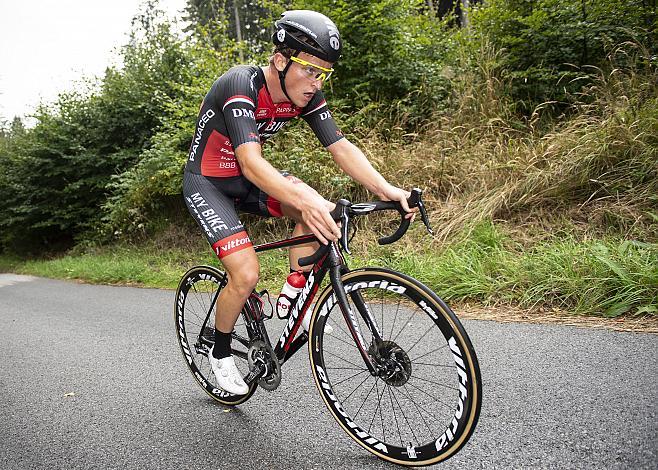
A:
[1,274,656,469]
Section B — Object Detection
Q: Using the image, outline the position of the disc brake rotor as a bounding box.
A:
[369,340,412,387]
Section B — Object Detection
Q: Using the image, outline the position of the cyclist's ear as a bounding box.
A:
[272,52,288,72]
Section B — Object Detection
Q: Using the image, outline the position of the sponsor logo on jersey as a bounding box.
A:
[232,108,255,119]
[276,104,296,114]
[189,109,216,161]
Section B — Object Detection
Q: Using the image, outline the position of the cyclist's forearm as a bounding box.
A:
[236,143,306,210]
[328,139,391,198]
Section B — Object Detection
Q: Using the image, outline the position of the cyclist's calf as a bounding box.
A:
[215,249,260,332]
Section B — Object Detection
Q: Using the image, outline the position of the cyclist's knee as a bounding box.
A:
[237,268,259,291]
[223,252,260,295]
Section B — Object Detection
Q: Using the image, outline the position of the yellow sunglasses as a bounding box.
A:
[289,56,334,82]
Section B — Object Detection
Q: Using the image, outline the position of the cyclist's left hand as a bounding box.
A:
[381,185,418,221]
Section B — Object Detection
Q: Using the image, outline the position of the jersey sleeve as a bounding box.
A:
[301,91,345,148]
[213,67,261,149]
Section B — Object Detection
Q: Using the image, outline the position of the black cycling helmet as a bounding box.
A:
[272,10,342,63]
[272,10,341,103]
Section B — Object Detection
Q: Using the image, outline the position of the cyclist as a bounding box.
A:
[183,10,415,395]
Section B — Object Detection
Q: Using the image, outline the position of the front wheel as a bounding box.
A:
[174,265,257,405]
[308,268,481,466]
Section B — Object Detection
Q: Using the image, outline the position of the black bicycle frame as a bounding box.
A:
[194,232,386,379]
[248,234,384,375]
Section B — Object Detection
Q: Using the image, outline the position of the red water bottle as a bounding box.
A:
[276,271,306,319]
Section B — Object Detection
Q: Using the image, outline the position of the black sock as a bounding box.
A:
[213,330,232,359]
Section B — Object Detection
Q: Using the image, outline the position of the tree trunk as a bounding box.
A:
[460,0,470,28]
[233,0,243,61]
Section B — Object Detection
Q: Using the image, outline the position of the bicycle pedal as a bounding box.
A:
[243,362,266,386]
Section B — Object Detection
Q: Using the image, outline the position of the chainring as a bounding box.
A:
[247,340,281,391]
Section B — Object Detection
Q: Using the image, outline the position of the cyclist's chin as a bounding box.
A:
[291,92,313,108]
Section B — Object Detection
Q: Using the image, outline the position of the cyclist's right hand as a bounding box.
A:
[298,190,340,245]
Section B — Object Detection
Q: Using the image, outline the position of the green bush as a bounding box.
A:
[288,0,454,121]
[0,13,194,251]
[469,0,657,110]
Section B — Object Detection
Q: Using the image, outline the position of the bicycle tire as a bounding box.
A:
[174,265,257,406]
[308,268,481,466]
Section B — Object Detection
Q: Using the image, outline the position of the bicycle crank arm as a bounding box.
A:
[243,362,266,386]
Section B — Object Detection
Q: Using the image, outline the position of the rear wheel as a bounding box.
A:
[308,268,481,466]
[174,265,257,405]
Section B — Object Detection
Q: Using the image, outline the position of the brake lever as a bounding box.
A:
[333,199,352,254]
[415,191,434,235]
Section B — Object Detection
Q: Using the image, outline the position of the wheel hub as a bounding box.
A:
[369,340,412,386]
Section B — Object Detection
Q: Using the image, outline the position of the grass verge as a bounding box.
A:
[1,222,656,318]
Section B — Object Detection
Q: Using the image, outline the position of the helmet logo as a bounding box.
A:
[277,29,285,42]
[324,20,340,50]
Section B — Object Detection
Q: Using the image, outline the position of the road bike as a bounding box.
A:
[174,189,481,466]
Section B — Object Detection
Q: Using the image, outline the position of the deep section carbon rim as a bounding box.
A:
[174,265,257,405]
[308,269,481,466]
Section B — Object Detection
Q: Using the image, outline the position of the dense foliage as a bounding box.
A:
[469,0,657,109]
[0,0,656,255]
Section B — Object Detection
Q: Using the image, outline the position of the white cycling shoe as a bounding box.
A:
[208,348,249,395]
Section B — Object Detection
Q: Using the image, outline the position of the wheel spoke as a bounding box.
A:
[409,344,450,363]
[325,329,363,352]
[410,373,459,392]
[387,384,404,446]
[399,383,436,439]
[310,272,481,462]
[389,385,420,445]
[413,361,455,368]
[331,369,370,387]
[405,379,456,412]
[354,376,379,421]
[405,323,437,356]
[341,372,376,407]
[322,349,365,370]
[388,296,402,341]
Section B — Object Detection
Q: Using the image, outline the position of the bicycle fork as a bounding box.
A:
[329,265,385,376]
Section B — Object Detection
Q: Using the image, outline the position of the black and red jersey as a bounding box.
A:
[185,65,344,178]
